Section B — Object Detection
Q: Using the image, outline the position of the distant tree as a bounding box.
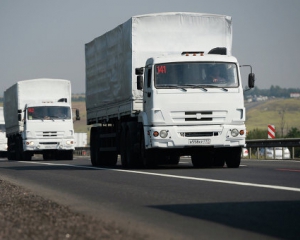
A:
[246,128,268,139]
[285,127,300,158]
[285,127,300,138]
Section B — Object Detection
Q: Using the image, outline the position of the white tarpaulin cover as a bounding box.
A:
[85,12,232,118]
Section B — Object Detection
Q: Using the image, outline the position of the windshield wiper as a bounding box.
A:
[177,86,187,91]
[186,84,208,91]
[174,84,208,91]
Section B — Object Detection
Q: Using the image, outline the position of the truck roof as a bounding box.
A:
[148,53,238,65]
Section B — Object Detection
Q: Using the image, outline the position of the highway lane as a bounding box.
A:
[0,156,300,240]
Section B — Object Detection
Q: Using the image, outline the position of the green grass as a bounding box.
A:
[245,98,300,134]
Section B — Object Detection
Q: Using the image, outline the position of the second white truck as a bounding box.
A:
[4,79,80,160]
[85,12,255,168]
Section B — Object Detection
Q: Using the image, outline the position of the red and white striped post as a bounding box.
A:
[268,125,275,139]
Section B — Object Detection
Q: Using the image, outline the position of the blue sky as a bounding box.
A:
[1,0,299,93]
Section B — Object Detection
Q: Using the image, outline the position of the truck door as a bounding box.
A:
[143,67,153,123]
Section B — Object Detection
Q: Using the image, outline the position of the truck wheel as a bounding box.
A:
[90,127,99,166]
[8,137,17,160]
[14,136,24,160]
[191,149,213,168]
[120,123,127,168]
[139,134,158,168]
[125,123,139,167]
[225,147,241,168]
[103,152,118,166]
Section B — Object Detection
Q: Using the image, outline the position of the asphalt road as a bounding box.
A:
[1,156,300,240]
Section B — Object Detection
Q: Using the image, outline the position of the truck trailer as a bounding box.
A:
[85,12,255,168]
[0,107,8,157]
[4,79,79,161]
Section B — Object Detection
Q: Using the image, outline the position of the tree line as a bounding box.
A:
[245,85,300,98]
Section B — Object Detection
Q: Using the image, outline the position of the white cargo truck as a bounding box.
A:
[0,107,8,157]
[4,79,80,161]
[85,12,255,168]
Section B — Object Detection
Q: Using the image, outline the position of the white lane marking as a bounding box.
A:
[20,161,300,193]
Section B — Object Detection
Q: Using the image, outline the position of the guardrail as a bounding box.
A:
[74,138,300,159]
[246,138,300,160]
[74,147,90,156]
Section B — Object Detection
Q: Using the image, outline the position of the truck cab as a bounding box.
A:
[21,102,75,160]
[136,51,255,167]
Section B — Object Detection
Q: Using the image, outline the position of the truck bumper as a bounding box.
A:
[23,139,75,151]
[145,125,246,149]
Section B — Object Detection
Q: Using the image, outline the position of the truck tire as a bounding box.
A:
[16,136,23,160]
[225,147,241,168]
[90,127,99,166]
[120,123,127,168]
[8,136,17,160]
[139,130,158,168]
[104,152,118,166]
[125,122,140,168]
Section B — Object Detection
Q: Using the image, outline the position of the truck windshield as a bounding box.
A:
[155,62,239,88]
[27,106,71,120]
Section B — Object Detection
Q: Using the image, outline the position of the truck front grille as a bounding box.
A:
[36,131,65,138]
[43,132,57,137]
[171,110,227,123]
[184,132,219,137]
[39,142,58,145]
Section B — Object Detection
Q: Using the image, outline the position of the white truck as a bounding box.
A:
[0,107,8,157]
[4,79,80,161]
[85,12,255,168]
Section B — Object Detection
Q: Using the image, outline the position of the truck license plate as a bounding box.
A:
[188,139,211,145]
[44,145,56,149]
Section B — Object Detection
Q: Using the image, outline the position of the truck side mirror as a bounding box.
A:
[17,109,22,121]
[76,109,80,121]
[137,76,144,90]
[135,68,144,75]
[248,73,255,89]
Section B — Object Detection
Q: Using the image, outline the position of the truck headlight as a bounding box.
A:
[160,130,168,138]
[152,130,168,138]
[66,140,74,145]
[231,129,239,137]
[26,141,35,146]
